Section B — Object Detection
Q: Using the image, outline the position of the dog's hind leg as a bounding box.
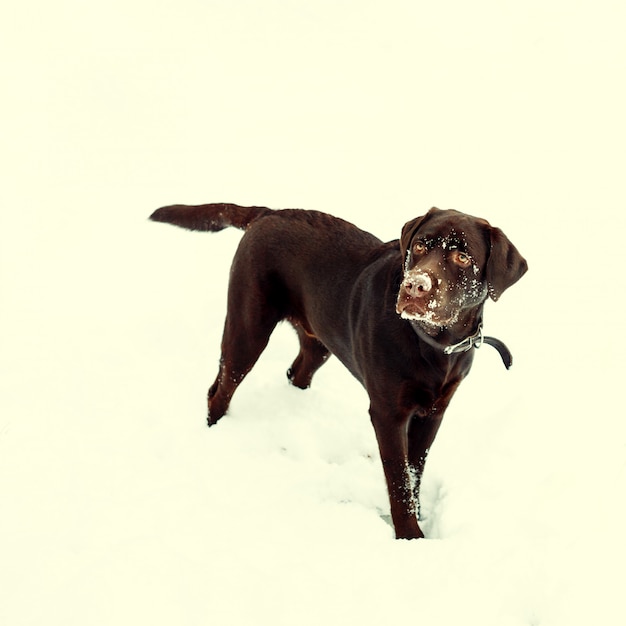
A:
[207,283,282,425]
[286,323,331,389]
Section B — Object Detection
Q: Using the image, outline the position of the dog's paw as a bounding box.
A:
[286,368,311,390]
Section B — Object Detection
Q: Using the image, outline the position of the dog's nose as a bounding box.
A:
[403,272,432,297]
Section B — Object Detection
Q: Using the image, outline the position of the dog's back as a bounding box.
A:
[151,203,386,313]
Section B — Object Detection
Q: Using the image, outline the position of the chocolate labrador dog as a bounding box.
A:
[150,203,527,539]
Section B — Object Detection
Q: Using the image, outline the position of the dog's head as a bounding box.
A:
[396,208,527,330]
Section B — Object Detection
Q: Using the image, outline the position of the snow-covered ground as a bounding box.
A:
[2,2,625,624]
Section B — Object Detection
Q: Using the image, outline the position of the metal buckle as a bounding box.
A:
[443,324,483,355]
[471,324,484,349]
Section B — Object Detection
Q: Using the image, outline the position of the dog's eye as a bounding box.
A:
[454,251,471,266]
[413,240,426,255]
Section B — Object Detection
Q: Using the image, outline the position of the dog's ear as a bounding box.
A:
[400,208,440,264]
[485,226,528,301]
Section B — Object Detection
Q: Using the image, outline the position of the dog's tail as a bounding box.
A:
[149,203,274,232]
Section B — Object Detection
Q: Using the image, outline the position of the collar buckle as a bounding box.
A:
[443,324,484,355]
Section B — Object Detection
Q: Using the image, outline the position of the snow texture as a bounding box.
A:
[1,2,625,625]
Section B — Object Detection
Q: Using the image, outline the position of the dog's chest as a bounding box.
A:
[407,353,471,417]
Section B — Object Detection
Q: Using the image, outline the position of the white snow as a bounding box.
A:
[2,1,625,625]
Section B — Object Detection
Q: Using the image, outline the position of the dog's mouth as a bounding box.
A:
[398,306,458,328]
[396,290,458,328]
[396,295,428,317]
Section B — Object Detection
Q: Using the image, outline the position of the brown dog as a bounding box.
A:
[150,203,527,539]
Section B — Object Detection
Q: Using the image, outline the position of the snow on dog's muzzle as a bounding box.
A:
[396,270,439,320]
[402,271,432,297]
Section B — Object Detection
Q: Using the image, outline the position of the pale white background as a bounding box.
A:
[1,1,625,624]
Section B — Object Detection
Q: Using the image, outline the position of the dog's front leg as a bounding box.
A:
[370,408,423,539]
[407,412,444,520]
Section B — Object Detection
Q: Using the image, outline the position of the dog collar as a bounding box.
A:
[445,324,513,369]
[443,324,485,354]
[413,322,513,369]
